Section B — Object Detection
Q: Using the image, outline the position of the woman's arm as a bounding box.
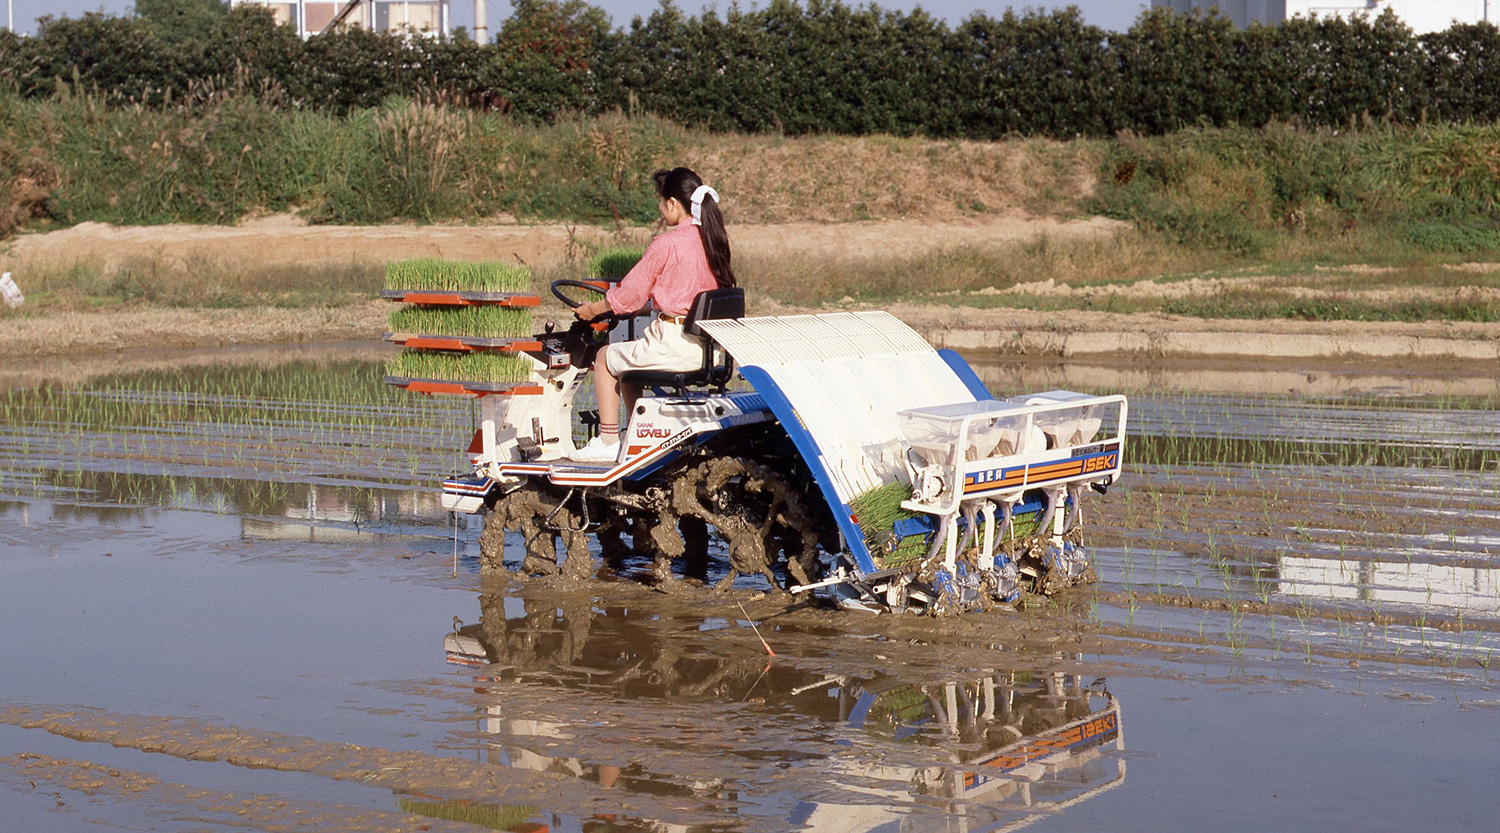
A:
[604,237,672,315]
[574,298,611,320]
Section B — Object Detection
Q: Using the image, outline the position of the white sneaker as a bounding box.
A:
[572,435,620,464]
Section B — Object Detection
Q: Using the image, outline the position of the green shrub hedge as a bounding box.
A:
[4,4,1500,139]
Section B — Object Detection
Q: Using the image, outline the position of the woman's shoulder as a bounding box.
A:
[639,223,692,255]
[665,221,708,249]
[645,222,693,246]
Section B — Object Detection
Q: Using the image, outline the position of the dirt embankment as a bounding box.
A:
[2,215,1498,367]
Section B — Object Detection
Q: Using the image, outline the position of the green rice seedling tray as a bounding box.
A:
[851,481,926,568]
[874,533,931,571]
[868,508,1048,571]
[856,481,1054,571]
[384,258,533,294]
[1006,508,1045,540]
[387,305,534,341]
[384,350,533,395]
[380,290,540,307]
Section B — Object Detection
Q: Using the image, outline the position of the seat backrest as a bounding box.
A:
[683,286,745,337]
[687,287,743,387]
[619,287,745,392]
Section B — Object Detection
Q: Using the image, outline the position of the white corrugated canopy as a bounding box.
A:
[699,312,979,502]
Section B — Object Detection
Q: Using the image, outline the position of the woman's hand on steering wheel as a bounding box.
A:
[573,299,609,321]
[551,279,621,330]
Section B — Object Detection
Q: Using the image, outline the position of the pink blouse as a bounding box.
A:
[605,222,719,317]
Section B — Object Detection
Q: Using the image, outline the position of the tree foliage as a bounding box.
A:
[2,3,1499,137]
[136,0,231,43]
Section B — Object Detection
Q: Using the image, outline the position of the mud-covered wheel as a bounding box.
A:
[656,456,825,591]
[477,511,510,571]
[481,482,594,579]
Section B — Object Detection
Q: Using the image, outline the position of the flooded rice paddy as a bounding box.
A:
[2,348,1499,831]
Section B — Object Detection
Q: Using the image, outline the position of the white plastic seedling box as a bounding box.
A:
[897,391,1127,517]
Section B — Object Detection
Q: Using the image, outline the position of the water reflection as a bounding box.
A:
[1133,540,1500,619]
[1,465,458,540]
[441,593,1126,831]
[1275,552,1500,615]
[239,483,459,543]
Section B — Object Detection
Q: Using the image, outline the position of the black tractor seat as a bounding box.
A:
[618,287,744,394]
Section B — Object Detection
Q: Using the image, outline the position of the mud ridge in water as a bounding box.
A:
[0,704,730,828]
[0,753,474,833]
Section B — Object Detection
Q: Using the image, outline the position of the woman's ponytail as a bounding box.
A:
[695,194,735,289]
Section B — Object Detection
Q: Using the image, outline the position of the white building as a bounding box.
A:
[1151,0,1496,33]
[230,0,451,40]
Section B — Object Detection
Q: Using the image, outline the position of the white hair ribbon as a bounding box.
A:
[690,185,719,226]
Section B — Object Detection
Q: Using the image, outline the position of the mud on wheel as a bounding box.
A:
[479,480,595,580]
[1006,525,1097,596]
[480,437,835,590]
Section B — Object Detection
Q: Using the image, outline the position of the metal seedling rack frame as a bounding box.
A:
[382,265,542,398]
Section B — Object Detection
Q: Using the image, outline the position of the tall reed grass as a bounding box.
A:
[7,94,1500,322]
[587,246,644,281]
[11,94,1496,246]
[6,92,1101,231]
[14,256,380,308]
[1094,122,1500,257]
[0,93,695,229]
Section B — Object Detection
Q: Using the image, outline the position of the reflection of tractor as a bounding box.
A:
[391,270,1126,613]
[444,591,1125,830]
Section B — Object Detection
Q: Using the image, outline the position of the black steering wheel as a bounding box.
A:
[551,279,626,327]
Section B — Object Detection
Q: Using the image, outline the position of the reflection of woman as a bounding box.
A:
[572,167,736,463]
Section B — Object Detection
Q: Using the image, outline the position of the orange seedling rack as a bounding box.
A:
[379,290,541,307]
[384,376,546,397]
[383,333,545,353]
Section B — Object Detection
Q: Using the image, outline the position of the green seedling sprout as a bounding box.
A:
[386,352,532,385]
[385,259,532,293]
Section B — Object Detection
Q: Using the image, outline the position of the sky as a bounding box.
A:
[3,1,1150,37]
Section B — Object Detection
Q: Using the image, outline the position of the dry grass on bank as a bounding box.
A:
[5,216,1499,324]
[4,256,379,310]
[697,134,1100,223]
[740,229,1182,306]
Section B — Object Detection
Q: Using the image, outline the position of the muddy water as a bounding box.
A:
[2,352,1499,832]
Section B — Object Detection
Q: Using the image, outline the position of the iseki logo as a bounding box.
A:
[1083,453,1117,474]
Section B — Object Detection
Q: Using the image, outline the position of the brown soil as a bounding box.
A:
[0,752,475,833]
[0,212,1125,273]
[2,215,1498,367]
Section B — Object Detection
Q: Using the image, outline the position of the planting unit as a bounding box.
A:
[396,269,1127,613]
